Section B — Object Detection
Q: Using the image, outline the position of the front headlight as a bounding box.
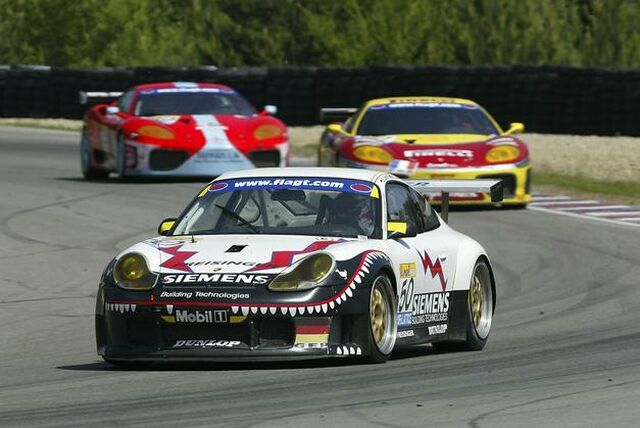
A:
[253,124,283,140]
[137,125,174,140]
[352,146,393,164]
[113,253,157,290]
[268,253,335,292]
[485,145,520,163]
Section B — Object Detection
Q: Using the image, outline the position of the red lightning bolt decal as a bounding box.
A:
[417,249,447,291]
[247,240,343,272]
[159,244,197,273]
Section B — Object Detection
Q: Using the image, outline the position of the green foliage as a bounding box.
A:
[1,0,640,67]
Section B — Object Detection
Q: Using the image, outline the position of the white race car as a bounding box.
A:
[95,167,501,364]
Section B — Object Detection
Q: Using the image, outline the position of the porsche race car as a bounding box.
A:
[96,167,501,364]
[80,82,289,179]
[319,97,530,205]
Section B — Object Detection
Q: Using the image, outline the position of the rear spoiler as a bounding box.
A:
[407,179,503,222]
[79,91,123,105]
[319,107,357,124]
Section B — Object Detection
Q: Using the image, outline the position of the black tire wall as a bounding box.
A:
[1,64,639,135]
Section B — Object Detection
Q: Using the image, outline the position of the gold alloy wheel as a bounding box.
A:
[468,262,493,340]
[370,287,387,345]
[470,274,483,327]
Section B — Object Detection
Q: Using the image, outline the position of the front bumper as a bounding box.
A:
[97,294,369,361]
[122,140,289,177]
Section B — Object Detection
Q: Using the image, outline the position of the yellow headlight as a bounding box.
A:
[137,125,174,140]
[253,124,283,140]
[352,146,393,164]
[113,253,156,290]
[269,253,334,292]
[485,145,520,163]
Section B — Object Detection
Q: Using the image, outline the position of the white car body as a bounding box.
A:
[96,167,498,362]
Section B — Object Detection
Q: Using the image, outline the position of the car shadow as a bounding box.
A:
[57,345,439,372]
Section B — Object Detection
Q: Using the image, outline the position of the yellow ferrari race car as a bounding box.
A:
[319,97,531,206]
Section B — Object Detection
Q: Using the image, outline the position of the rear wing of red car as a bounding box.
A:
[319,107,357,124]
[407,179,503,222]
[79,91,123,105]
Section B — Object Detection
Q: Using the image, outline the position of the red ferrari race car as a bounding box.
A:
[79,82,289,179]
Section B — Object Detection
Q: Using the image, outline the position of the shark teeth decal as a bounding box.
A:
[107,251,390,320]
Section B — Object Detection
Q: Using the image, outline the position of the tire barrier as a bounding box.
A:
[0,64,639,135]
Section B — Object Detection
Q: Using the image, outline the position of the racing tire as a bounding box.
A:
[80,128,109,179]
[434,259,494,352]
[364,274,397,363]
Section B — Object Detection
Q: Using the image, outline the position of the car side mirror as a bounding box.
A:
[504,122,524,135]
[105,106,119,115]
[158,218,176,236]
[262,105,277,115]
[327,123,347,135]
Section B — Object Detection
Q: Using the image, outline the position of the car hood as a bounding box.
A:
[376,133,492,145]
[118,234,380,275]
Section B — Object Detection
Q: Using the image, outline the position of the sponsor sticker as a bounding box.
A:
[160,290,250,300]
[161,273,272,286]
[398,329,415,338]
[428,324,448,335]
[411,292,450,324]
[195,149,243,162]
[404,149,473,159]
[397,312,412,327]
[399,262,416,279]
[172,339,241,348]
[162,309,228,324]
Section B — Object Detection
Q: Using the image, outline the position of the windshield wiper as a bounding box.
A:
[214,204,259,233]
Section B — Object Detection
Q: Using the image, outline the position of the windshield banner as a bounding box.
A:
[208,177,377,196]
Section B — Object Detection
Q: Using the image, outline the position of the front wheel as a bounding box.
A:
[81,128,109,179]
[365,274,397,363]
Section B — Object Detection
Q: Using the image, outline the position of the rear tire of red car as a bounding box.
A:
[364,274,397,363]
[81,128,109,180]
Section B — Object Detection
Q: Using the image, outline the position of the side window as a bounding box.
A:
[385,182,421,234]
[408,188,440,232]
[116,90,135,114]
[344,106,364,133]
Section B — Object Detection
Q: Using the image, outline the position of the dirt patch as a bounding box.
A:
[523,133,639,182]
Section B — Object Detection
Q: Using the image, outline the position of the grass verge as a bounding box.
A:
[534,171,639,206]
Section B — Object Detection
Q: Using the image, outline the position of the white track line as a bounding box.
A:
[531,200,599,207]
[531,195,572,202]
[560,205,629,211]
[587,211,640,217]
[527,205,640,229]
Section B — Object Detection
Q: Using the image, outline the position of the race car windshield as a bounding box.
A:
[357,104,499,135]
[134,90,257,116]
[172,177,383,239]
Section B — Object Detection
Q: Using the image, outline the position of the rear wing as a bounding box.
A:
[319,107,357,124]
[79,91,123,105]
[407,179,503,222]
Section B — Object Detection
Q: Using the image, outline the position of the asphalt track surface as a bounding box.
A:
[1,125,639,427]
